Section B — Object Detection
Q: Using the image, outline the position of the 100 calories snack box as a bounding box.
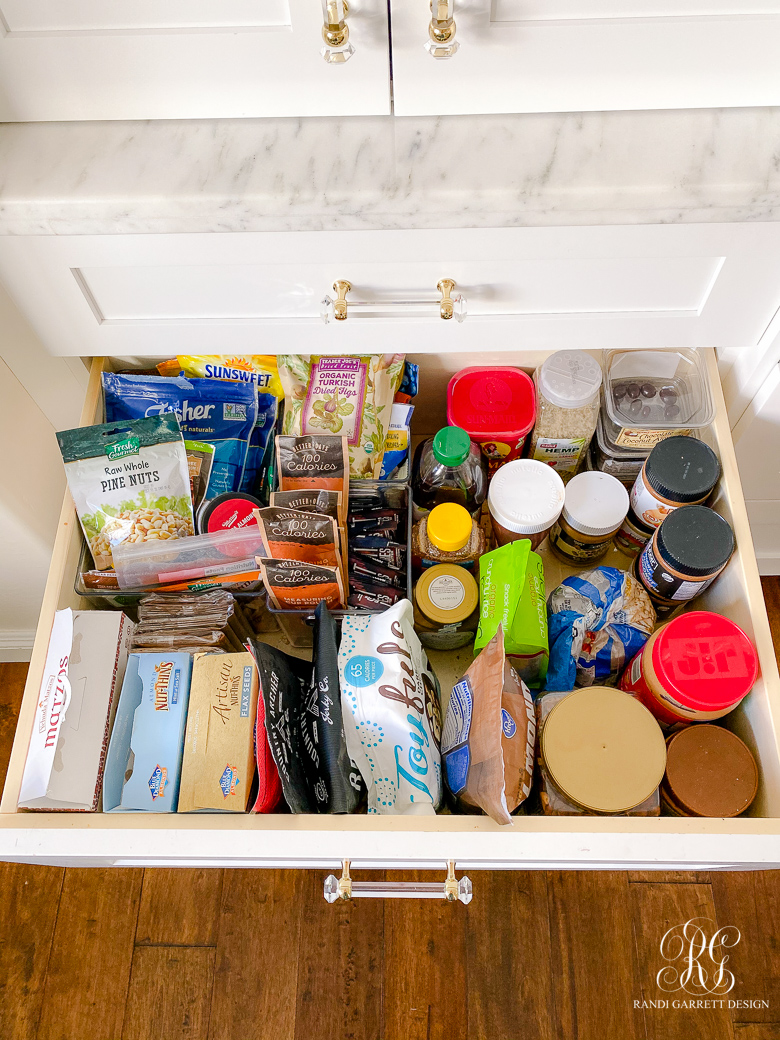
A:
[178,652,259,813]
[103,652,192,812]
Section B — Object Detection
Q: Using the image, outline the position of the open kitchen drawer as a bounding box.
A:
[2,347,780,872]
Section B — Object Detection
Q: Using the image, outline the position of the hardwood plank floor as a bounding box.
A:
[3,580,780,1037]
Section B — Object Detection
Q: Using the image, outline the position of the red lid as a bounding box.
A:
[200,492,264,558]
[447,367,536,438]
[652,610,759,712]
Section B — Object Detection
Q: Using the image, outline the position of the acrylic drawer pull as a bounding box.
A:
[324,859,473,903]
[321,279,467,323]
[426,0,459,59]
[321,0,354,64]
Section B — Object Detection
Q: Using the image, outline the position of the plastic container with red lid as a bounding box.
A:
[620,610,759,726]
[447,367,536,467]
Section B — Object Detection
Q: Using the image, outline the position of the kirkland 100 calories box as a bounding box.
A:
[103,652,192,812]
[178,652,259,813]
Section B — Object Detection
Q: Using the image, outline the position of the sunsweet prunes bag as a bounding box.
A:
[102,372,258,503]
[339,600,443,815]
[57,414,194,570]
[278,355,405,479]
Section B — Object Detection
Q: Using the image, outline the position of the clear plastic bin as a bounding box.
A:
[588,413,647,487]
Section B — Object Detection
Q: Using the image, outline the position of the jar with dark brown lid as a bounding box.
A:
[662,724,758,817]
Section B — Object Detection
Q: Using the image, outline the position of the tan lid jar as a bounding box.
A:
[540,686,667,814]
[487,459,565,550]
[412,564,480,651]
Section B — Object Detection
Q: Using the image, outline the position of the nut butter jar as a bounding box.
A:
[412,564,480,651]
[548,471,629,565]
[487,459,565,550]
[540,686,667,814]
[662,724,758,817]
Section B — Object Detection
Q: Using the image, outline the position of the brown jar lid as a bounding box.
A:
[664,724,758,817]
[541,687,667,814]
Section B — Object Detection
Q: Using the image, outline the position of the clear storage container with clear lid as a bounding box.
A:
[602,348,714,453]
[529,351,602,479]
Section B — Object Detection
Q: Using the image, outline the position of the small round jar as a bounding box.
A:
[541,686,667,814]
[548,472,629,565]
[487,459,565,550]
[634,505,735,617]
[662,724,758,817]
[413,564,480,650]
[411,501,485,571]
[615,436,720,555]
[620,610,759,726]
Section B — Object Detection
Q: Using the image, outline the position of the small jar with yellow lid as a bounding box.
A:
[411,501,486,572]
[413,564,480,650]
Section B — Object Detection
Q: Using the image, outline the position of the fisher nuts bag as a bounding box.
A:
[278,354,405,479]
[441,627,535,826]
[102,372,258,503]
[57,414,194,570]
[339,599,443,815]
[546,566,657,691]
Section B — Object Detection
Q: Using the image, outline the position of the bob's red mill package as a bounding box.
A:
[178,652,260,813]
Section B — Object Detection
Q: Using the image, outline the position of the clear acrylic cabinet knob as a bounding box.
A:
[321,0,355,64]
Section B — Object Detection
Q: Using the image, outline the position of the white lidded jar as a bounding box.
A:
[529,351,603,480]
[487,459,565,550]
[548,471,629,565]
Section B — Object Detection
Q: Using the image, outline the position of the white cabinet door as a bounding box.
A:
[1,225,780,366]
[390,0,780,115]
[0,0,390,119]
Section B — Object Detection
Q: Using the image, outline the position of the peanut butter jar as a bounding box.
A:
[662,724,758,817]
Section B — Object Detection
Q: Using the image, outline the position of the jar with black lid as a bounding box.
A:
[615,436,720,556]
[634,504,735,617]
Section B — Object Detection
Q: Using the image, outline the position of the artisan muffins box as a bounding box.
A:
[178,652,260,813]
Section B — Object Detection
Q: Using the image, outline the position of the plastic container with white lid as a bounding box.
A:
[487,459,565,550]
[549,471,629,565]
[529,351,603,479]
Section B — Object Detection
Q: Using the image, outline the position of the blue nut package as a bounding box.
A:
[546,567,656,691]
[103,652,192,812]
[103,373,258,503]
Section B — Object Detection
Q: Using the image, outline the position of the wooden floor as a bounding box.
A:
[3,588,780,1039]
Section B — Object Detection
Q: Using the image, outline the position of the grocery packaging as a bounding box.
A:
[620,610,758,725]
[446,366,536,466]
[474,539,549,689]
[276,434,349,517]
[19,609,135,811]
[113,527,266,589]
[602,348,714,452]
[270,488,342,518]
[103,652,193,812]
[278,353,405,478]
[662,725,758,817]
[395,360,419,403]
[413,565,480,651]
[487,459,565,550]
[540,686,666,814]
[548,471,629,565]
[102,372,258,501]
[251,689,284,813]
[411,426,487,518]
[184,440,215,513]
[350,537,407,571]
[254,506,342,568]
[380,403,414,479]
[339,600,443,815]
[259,558,346,611]
[58,413,195,571]
[441,627,535,825]
[546,567,656,691]
[412,502,485,571]
[589,413,646,486]
[198,491,262,536]
[178,652,260,812]
[528,351,602,478]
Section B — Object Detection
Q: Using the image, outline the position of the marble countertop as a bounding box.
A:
[1,108,779,235]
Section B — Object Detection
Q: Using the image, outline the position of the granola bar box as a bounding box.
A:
[103,652,192,812]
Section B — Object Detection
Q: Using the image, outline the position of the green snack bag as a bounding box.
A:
[475,540,549,690]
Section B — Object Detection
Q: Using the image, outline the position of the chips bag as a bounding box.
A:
[278,354,405,478]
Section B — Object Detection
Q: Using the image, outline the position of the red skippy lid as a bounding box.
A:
[447,367,536,438]
[652,610,759,712]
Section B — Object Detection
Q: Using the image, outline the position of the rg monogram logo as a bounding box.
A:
[657,918,741,996]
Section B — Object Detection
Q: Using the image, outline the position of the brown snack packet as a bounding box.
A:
[259,558,346,612]
[441,626,535,826]
[276,435,348,521]
[254,506,342,569]
[270,489,342,519]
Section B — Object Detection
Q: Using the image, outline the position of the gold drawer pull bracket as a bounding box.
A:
[321,279,466,323]
[324,859,473,903]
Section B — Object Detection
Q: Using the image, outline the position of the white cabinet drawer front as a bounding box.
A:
[3,348,780,870]
[0,0,390,120]
[1,225,780,356]
[390,0,780,115]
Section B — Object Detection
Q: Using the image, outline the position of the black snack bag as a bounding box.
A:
[349,557,406,589]
[350,537,407,571]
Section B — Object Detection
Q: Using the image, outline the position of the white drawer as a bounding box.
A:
[2,348,780,871]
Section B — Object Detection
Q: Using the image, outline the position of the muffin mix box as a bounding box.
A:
[103,652,192,812]
[178,652,259,813]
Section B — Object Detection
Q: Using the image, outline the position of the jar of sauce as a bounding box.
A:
[662,724,758,817]
[487,459,565,550]
[548,472,629,565]
[413,565,480,650]
[620,610,758,726]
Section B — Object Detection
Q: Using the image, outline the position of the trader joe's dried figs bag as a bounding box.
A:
[57,414,194,570]
[278,355,405,479]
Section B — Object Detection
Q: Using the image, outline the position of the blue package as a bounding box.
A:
[396,361,418,401]
[545,567,656,691]
[240,391,277,495]
[102,373,257,501]
[380,403,414,480]
[103,652,192,812]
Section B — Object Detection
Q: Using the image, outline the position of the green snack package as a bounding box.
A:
[475,540,549,689]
